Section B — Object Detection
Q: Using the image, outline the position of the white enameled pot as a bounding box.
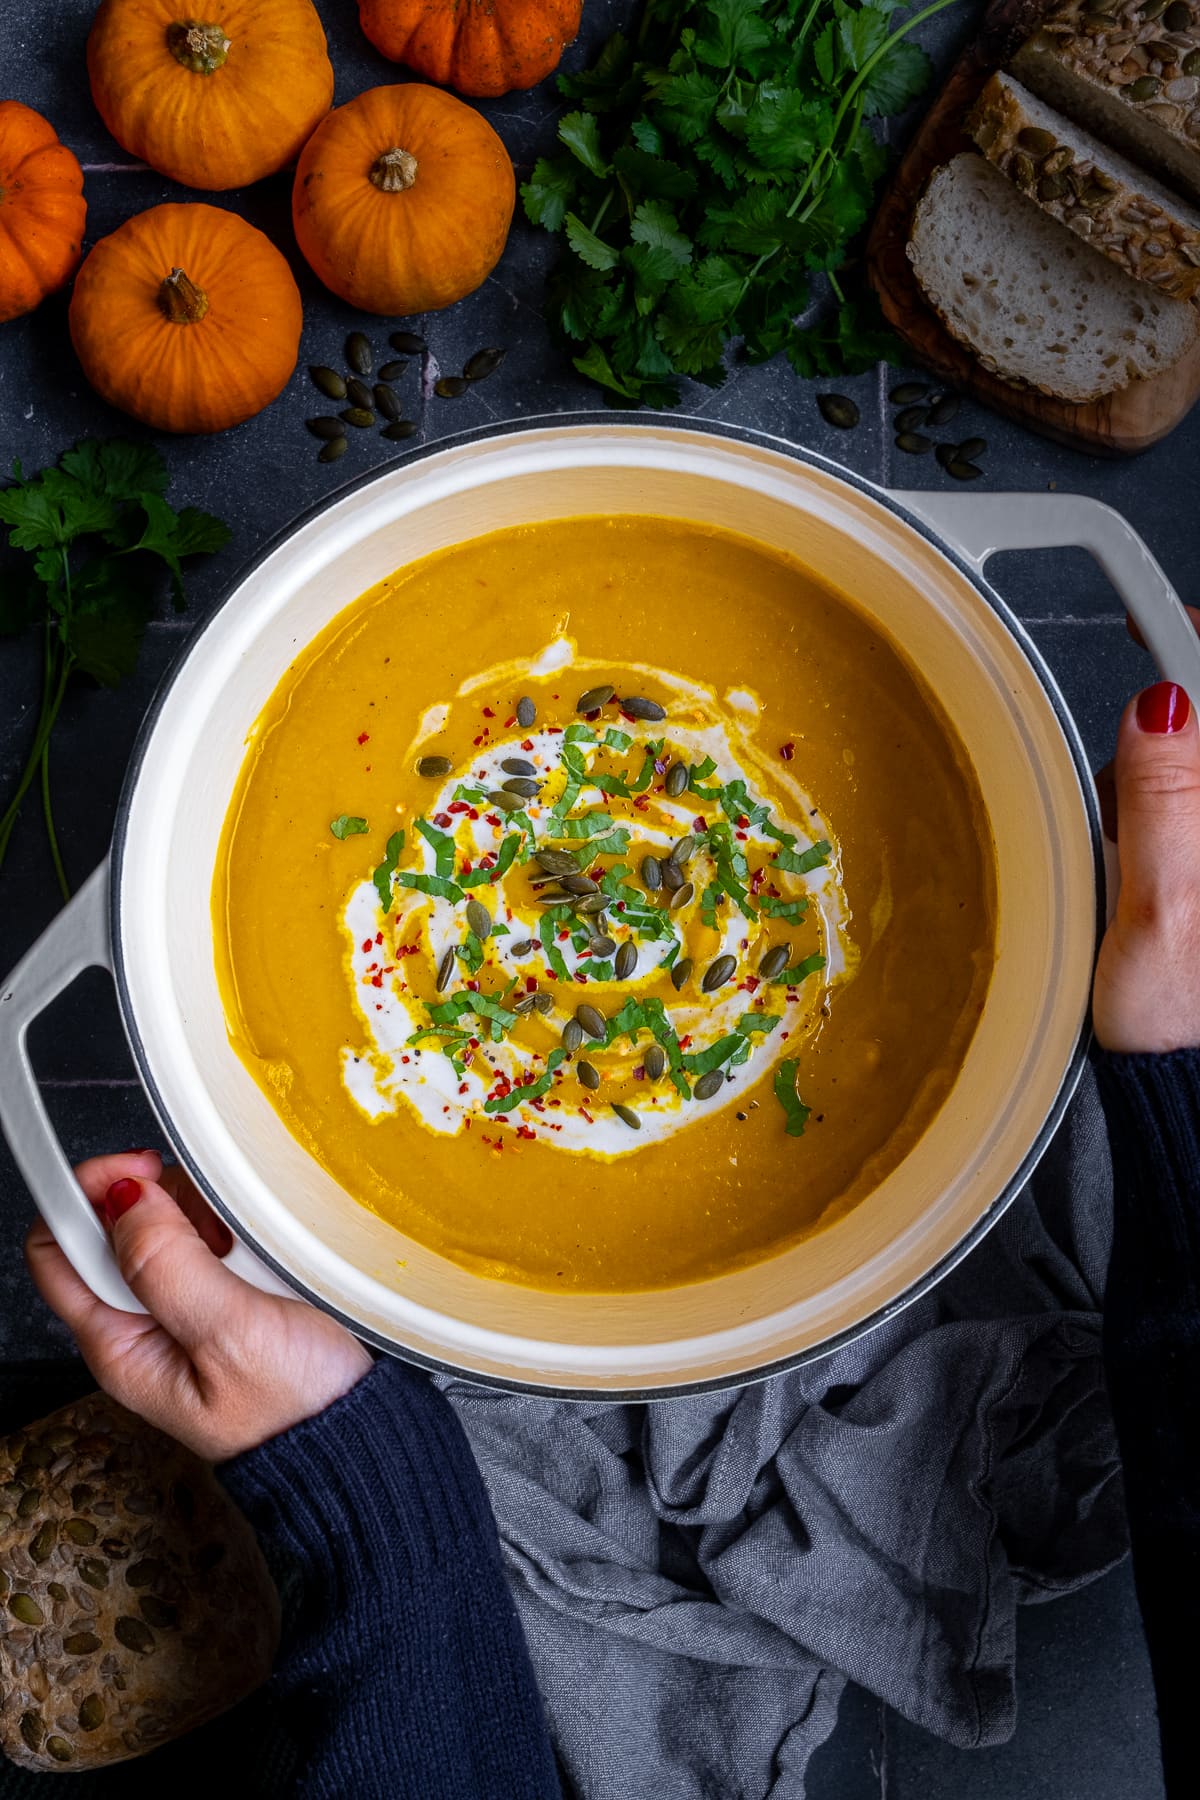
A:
[3,419,1200,1397]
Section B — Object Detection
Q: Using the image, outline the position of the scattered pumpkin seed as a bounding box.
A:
[665,762,689,797]
[670,834,696,865]
[759,945,789,980]
[669,881,694,910]
[346,332,373,375]
[562,873,600,896]
[957,436,987,460]
[390,330,427,354]
[417,755,453,777]
[374,383,402,421]
[1011,150,1037,191]
[436,946,456,991]
[29,1520,56,1562]
[341,406,376,429]
[670,958,692,990]
[661,859,684,891]
[574,894,609,915]
[889,380,929,404]
[896,432,933,455]
[20,1713,42,1753]
[577,1060,601,1091]
[947,458,984,482]
[693,1069,726,1100]
[464,346,507,381]
[934,442,958,471]
[46,1582,67,1601]
[1185,49,1200,75]
[138,1595,178,1629]
[562,1018,584,1052]
[1043,146,1075,175]
[466,899,492,940]
[78,1695,105,1732]
[435,376,470,398]
[382,420,418,440]
[615,941,637,979]
[508,939,536,957]
[46,1737,73,1764]
[379,359,408,381]
[502,756,535,776]
[703,954,737,992]
[644,1045,667,1081]
[641,855,663,890]
[502,776,541,798]
[1018,126,1058,155]
[307,415,345,439]
[17,1489,40,1518]
[927,393,961,426]
[79,1559,108,1589]
[1038,171,1069,201]
[488,789,525,811]
[817,392,859,429]
[894,404,929,431]
[345,376,373,409]
[9,1593,44,1625]
[1140,0,1168,15]
[1166,0,1192,27]
[612,1103,641,1130]
[516,695,537,728]
[576,683,615,713]
[535,848,579,876]
[577,1003,606,1039]
[114,1616,155,1654]
[532,991,555,1014]
[309,365,347,401]
[588,934,617,957]
[318,437,348,463]
[1125,75,1162,99]
[64,1632,102,1656]
[507,992,537,1019]
[622,695,666,721]
[127,1559,165,1588]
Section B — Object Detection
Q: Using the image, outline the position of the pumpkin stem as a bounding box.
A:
[370,147,419,193]
[158,268,210,325]
[166,20,232,74]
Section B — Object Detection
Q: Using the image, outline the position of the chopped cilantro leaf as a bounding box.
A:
[773,838,832,876]
[372,830,406,912]
[760,896,806,921]
[773,1060,811,1137]
[563,722,597,745]
[456,931,485,976]
[396,871,464,903]
[771,951,826,984]
[484,1047,568,1115]
[682,1032,742,1076]
[415,816,456,878]
[604,727,632,751]
[557,811,620,840]
[736,1012,781,1038]
[330,814,368,840]
[539,908,573,980]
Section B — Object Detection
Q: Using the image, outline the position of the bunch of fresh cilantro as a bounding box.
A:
[523,0,957,405]
[0,440,229,897]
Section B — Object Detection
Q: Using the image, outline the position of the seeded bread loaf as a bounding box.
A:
[1011,0,1200,204]
[906,153,1199,400]
[967,72,1200,298]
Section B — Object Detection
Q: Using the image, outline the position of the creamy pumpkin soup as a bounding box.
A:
[214,517,996,1292]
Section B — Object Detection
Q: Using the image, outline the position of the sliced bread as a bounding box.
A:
[906,153,1199,401]
[967,72,1200,299]
[1011,0,1200,205]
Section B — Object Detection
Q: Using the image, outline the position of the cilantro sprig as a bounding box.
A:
[0,440,230,896]
[523,0,955,406]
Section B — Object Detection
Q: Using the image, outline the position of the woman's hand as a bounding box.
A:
[25,1150,374,1462]
[1093,608,1200,1053]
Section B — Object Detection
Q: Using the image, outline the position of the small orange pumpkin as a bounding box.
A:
[293,84,515,316]
[358,0,582,97]
[0,102,87,325]
[87,0,334,191]
[69,202,302,433]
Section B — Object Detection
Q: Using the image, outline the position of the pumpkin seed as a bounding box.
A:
[9,1593,44,1625]
[577,1060,601,1091]
[29,1520,56,1562]
[487,789,525,811]
[1018,125,1058,155]
[516,695,537,728]
[644,1045,667,1081]
[670,834,696,866]
[390,330,427,354]
[693,1070,726,1100]
[935,442,959,471]
[17,1489,40,1518]
[508,939,536,957]
[464,346,507,381]
[615,941,637,979]
[1126,75,1162,99]
[138,1595,178,1628]
[20,1713,42,1753]
[759,945,789,980]
[64,1631,102,1655]
[46,1737,73,1764]
[562,873,600,895]
[535,848,579,876]
[702,954,737,992]
[671,958,692,990]
[641,855,663,890]
[534,886,568,903]
[318,437,348,463]
[46,1582,67,1601]
[374,384,402,421]
[22,1444,53,1469]
[661,858,684,891]
[79,1559,108,1589]
[78,1695,105,1731]
[612,1103,641,1130]
[466,899,492,941]
[417,755,453,777]
[502,776,541,797]
[817,392,859,429]
[1011,150,1037,191]
[436,946,456,991]
[588,934,617,957]
[532,991,555,1014]
[669,881,694,910]
[577,1004,606,1040]
[896,432,933,455]
[889,380,929,404]
[127,1558,165,1588]
[114,1616,155,1654]
[1140,0,1168,14]
[340,407,376,429]
[562,1018,584,1052]
[306,415,346,439]
[501,757,535,776]
[1042,146,1075,175]
[435,376,470,398]
[622,695,666,721]
[926,393,960,426]
[379,359,408,381]
[345,376,373,409]
[957,436,987,460]
[309,365,347,401]
[1185,47,1200,73]
[382,420,418,440]
[346,332,373,375]
[574,894,610,914]
[576,683,615,713]
[1038,171,1069,201]
[947,458,983,482]
[894,404,929,431]
[665,762,688,797]
[1166,0,1192,27]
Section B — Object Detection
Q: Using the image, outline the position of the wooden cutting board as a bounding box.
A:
[865,0,1200,456]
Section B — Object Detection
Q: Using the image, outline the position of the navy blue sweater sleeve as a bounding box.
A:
[219,1355,561,1800]
[1093,1046,1200,1800]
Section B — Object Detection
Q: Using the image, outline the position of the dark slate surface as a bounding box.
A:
[0,1,1181,1793]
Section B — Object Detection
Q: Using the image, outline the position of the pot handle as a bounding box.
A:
[889,490,1200,694]
[0,861,293,1315]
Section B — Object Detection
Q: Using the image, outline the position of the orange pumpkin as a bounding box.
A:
[0,102,87,325]
[358,0,582,97]
[87,0,334,191]
[69,202,302,433]
[293,84,515,316]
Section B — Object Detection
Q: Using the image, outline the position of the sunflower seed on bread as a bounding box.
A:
[906,153,1200,403]
[967,73,1200,299]
[1011,0,1200,206]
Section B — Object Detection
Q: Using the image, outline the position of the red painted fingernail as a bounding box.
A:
[105,1178,142,1222]
[1136,682,1191,734]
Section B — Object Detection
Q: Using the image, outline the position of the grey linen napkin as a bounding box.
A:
[441,1064,1125,1800]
